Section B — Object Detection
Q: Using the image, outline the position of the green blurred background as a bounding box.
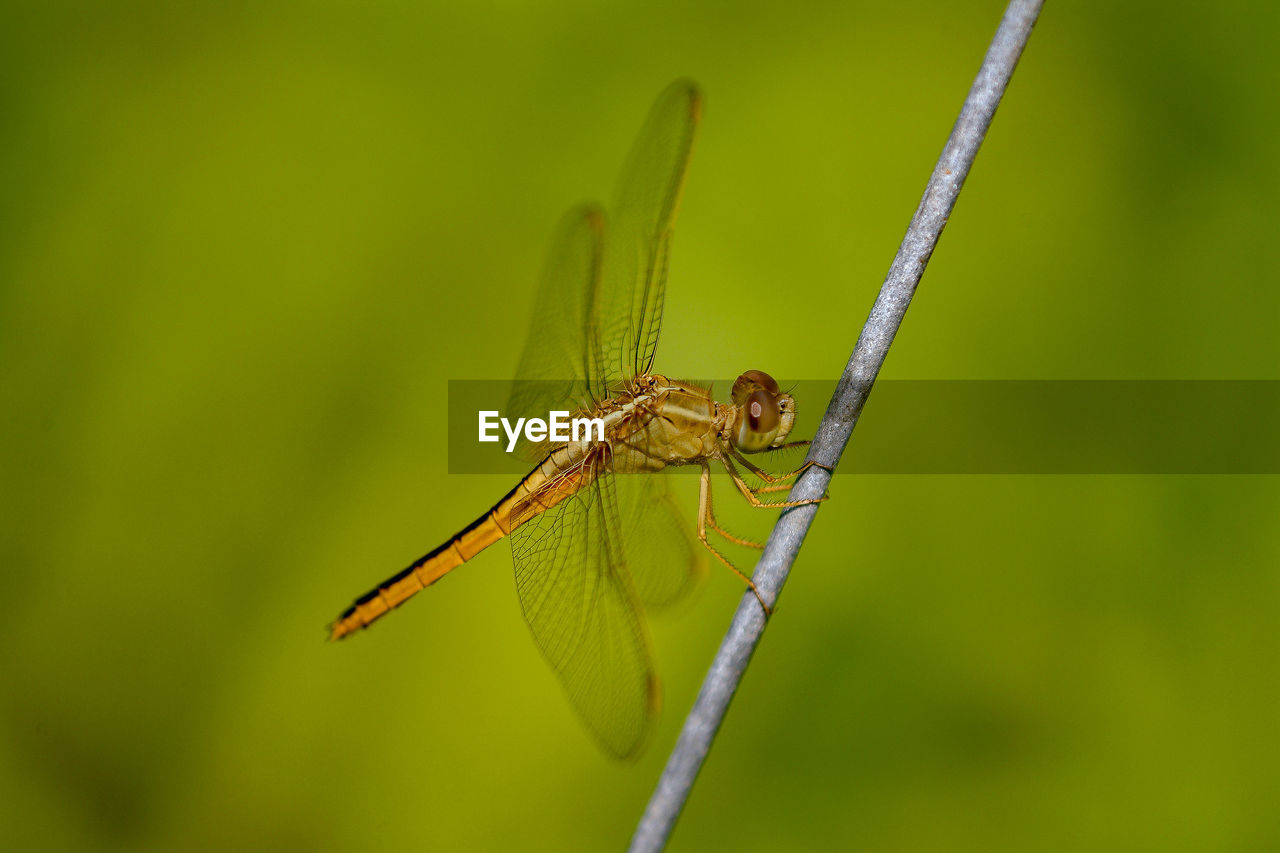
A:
[3,1,1278,850]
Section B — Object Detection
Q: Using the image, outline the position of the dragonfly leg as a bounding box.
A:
[732,440,829,481]
[727,444,833,494]
[722,454,829,509]
[698,463,771,615]
[770,439,814,453]
[703,473,765,550]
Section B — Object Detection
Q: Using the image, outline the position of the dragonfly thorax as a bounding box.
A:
[593,375,722,473]
[591,371,795,475]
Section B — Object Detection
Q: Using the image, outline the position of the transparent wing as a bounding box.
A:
[613,471,704,611]
[504,84,703,757]
[510,457,657,759]
[599,79,702,390]
[506,205,605,461]
[507,81,701,460]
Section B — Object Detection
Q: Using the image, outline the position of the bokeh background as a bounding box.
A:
[3,1,1278,850]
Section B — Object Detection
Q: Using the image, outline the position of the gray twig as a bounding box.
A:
[628,1,1046,849]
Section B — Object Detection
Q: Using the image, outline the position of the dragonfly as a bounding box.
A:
[330,80,825,758]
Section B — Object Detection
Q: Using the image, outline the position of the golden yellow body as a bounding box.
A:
[330,375,784,640]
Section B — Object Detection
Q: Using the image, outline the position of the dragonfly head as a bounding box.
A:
[729,370,795,453]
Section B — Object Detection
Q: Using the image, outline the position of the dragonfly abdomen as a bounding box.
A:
[328,500,511,640]
[328,447,597,641]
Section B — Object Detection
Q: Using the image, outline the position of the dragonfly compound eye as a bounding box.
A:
[734,388,782,452]
[742,369,778,394]
[731,369,780,405]
[747,389,780,432]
